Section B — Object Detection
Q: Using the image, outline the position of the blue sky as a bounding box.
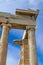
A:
[0,0,43,65]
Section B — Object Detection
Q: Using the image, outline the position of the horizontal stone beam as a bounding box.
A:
[11,23,26,30]
[0,12,14,18]
[8,17,36,26]
[0,8,39,30]
[0,15,36,30]
[0,16,36,25]
[16,9,39,16]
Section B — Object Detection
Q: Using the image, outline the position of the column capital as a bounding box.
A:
[26,25,37,30]
[1,23,12,30]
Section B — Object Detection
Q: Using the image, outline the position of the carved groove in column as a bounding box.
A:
[19,39,29,65]
[0,24,11,65]
[27,26,38,65]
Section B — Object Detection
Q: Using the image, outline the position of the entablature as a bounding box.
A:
[0,9,39,30]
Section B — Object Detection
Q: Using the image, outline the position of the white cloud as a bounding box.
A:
[28,0,35,5]
[0,0,43,13]
[28,0,43,9]
[0,0,43,10]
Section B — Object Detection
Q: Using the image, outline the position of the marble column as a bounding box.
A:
[0,23,11,65]
[19,43,24,65]
[26,26,38,65]
[19,39,29,65]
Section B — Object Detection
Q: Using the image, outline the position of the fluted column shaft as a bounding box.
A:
[0,24,11,65]
[19,39,29,65]
[27,26,38,65]
[19,44,24,65]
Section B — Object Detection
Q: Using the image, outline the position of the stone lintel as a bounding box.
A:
[0,9,39,30]
[16,9,39,16]
[0,16,36,30]
[10,23,26,30]
[8,18,36,26]
[0,12,14,18]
